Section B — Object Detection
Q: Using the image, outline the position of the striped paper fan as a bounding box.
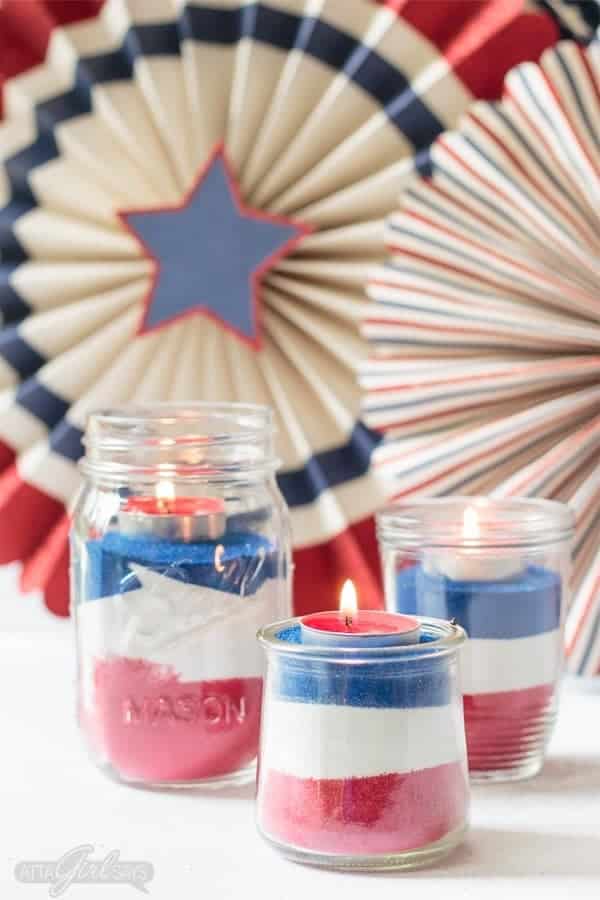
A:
[0,0,561,618]
[364,40,600,677]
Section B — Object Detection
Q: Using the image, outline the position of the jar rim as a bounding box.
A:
[257,616,465,662]
[84,402,275,447]
[377,496,574,549]
[82,402,278,481]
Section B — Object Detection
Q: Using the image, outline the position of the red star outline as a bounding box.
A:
[117,142,313,351]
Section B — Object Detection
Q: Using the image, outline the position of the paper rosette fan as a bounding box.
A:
[0,0,562,618]
[364,40,600,676]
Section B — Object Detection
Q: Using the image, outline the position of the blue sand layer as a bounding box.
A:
[85,531,278,600]
[272,624,453,709]
[394,564,561,640]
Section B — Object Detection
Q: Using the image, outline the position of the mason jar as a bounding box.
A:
[377,498,574,782]
[71,403,291,788]
[256,616,469,870]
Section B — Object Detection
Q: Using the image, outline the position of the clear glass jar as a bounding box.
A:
[256,616,469,870]
[377,498,574,782]
[71,403,291,788]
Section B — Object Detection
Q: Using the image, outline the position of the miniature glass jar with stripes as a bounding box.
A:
[71,403,291,788]
[256,616,469,870]
[378,498,574,782]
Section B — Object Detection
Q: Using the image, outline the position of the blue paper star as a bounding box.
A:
[121,146,310,347]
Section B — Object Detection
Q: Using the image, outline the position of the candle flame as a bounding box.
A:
[463,505,480,540]
[155,480,175,514]
[340,580,358,625]
[214,544,225,573]
[156,480,175,500]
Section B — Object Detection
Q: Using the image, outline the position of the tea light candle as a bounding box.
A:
[425,506,523,581]
[385,500,565,780]
[301,580,420,647]
[78,482,280,785]
[119,481,226,541]
[256,616,469,867]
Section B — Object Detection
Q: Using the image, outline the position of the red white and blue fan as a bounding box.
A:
[364,40,600,676]
[0,0,562,617]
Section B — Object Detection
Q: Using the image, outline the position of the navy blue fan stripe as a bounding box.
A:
[278,423,381,506]
[0,3,417,500]
[0,328,45,379]
[1,4,444,198]
[16,380,69,425]
[49,420,84,461]
[0,3,444,264]
[183,4,442,147]
[38,417,381,508]
[415,148,434,177]
[0,264,31,323]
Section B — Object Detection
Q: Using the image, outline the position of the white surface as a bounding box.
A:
[1,565,600,899]
[262,699,465,778]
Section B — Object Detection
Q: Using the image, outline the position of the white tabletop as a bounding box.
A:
[2,565,599,899]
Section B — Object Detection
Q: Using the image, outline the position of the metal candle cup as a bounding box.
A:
[301,610,421,648]
[300,580,421,648]
[119,492,226,542]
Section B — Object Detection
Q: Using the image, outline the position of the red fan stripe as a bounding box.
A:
[468,110,594,245]
[500,416,600,497]
[0,466,64,566]
[0,0,104,117]
[379,1,558,99]
[383,399,594,493]
[367,358,600,395]
[0,438,16,472]
[20,511,70,594]
[293,516,383,615]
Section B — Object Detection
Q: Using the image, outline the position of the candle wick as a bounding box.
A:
[345,614,353,628]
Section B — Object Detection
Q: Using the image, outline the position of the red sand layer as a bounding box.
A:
[86,657,262,782]
[464,683,555,771]
[258,762,468,855]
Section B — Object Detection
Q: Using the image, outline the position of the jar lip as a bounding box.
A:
[82,402,279,480]
[84,402,275,448]
[257,616,466,662]
[377,496,575,549]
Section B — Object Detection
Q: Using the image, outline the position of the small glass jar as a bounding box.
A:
[71,403,291,788]
[256,616,469,870]
[377,498,574,782]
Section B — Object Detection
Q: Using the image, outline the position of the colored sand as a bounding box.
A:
[89,657,262,782]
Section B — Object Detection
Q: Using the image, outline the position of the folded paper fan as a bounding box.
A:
[364,40,600,676]
[0,0,561,618]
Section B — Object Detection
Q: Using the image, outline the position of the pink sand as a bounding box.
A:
[86,656,262,782]
[258,761,468,854]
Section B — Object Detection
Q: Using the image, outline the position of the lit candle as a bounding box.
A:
[383,497,566,781]
[119,481,226,542]
[425,505,523,582]
[301,580,420,647]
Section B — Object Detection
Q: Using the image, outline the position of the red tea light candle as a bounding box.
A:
[120,481,226,541]
[301,580,421,648]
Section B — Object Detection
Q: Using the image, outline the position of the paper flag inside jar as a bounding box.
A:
[0,0,565,618]
[77,563,280,683]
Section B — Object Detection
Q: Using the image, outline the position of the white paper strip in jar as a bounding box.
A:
[364,40,600,677]
[0,0,563,617]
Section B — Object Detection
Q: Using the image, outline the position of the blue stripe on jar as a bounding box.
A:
[394,564,561,640]
[84,530,279,600]
[271,625,453,709]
